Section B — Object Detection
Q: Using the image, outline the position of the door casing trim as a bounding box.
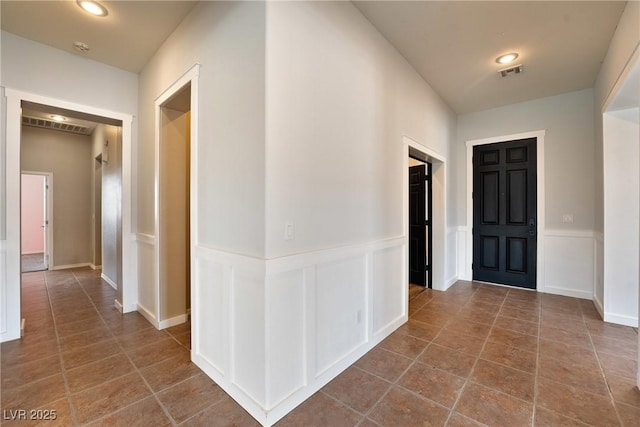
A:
[465,130,546,291]
[3,88,135,342]
[403,136,447,291]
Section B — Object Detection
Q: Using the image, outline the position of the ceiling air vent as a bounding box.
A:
[22,116,93,135]
[498,64,523,78]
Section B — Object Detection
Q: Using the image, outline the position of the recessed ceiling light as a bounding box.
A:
[50,115,67,122]
[496,53,519,64]
[76,0,108,17]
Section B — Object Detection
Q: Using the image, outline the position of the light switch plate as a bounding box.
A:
[285,222,295,240]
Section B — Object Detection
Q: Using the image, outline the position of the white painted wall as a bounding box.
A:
[265,1,454,258]
[137,1,266,256]
[603,109,639,327]
[456,89,596,299]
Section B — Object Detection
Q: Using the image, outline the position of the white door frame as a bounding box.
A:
[465,130,546,290]
[20,171,53,270]
[2,88,136,342]
[152,64,200,330]
[403,136,447,291]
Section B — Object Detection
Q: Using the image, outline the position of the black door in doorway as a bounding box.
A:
[409,162,432,288]
[472,138,537,289]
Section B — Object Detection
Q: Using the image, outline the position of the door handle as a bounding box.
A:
[528,218,536,236]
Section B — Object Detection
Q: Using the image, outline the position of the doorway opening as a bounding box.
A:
[405,139,446,297]
[3,89,134,343]
[20,172,51,273]
[19,101,123,336]
[408,156,433,295]
[156,82,192,330]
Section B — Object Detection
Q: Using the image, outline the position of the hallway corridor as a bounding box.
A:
[1,268,638,426]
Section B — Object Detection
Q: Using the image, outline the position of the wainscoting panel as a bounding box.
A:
[135,234,157,325]
[193,255,228,376]
[231,265,267,405]
[456,226,471,281]
[189,238,406,426]
[372,244,405,335]
[315,255,368,376]
[265,269,306,408]
[594,233,604,318]
[190,245,267,421]
[543,230,594,299]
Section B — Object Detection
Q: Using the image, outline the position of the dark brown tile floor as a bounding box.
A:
[2,270,638,426]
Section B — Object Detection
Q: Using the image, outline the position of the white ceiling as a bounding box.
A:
[0,1,629,114]
[353,1,627,113]
[0,0,197,73]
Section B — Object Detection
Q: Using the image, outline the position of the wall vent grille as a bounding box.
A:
[22,116,93,135]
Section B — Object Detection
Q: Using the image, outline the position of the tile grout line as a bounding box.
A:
[444,286,512,426]
[69,269,183,427]
[71,271,220,426]
[44,271,81,427]
[530,290,542,426]
[584,305,626,427]
[345,290,454,424]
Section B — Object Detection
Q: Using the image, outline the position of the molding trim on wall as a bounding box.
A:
[89,264,102,270]
[53,262,92,271]
[101,273,117,290]
[114,299,123,314]
[544,229,596,238]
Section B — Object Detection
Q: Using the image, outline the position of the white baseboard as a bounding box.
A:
[53,262,91,271]
[542,286,592,300]
[159,313,189,330]
[114,299,123,314]
[445,275,458,290]
[90,264,102,270]
[604,312,639,328]
[21,250,44,255]
[137,303,159,329]
[101,273,117,290]
[593,294,604,319]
